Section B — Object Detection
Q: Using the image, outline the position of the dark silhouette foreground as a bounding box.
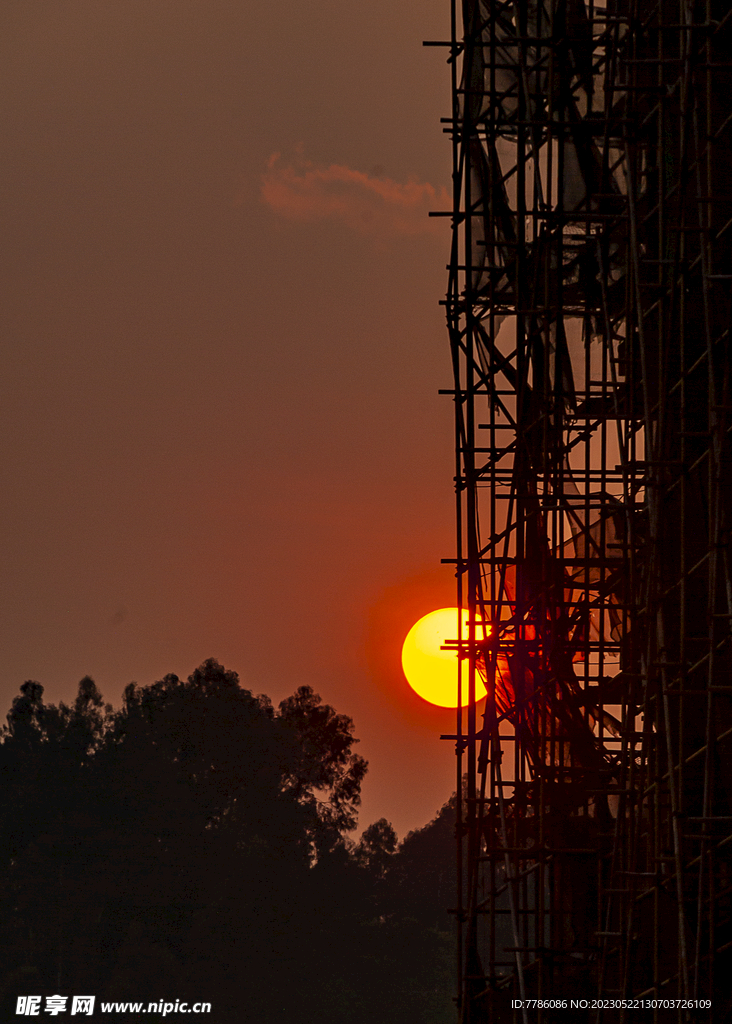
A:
[0,661,453,1023]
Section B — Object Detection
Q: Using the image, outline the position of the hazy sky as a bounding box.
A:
[1,0,459,838]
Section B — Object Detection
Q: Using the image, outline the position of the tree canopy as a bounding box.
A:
[0,661,454,1023]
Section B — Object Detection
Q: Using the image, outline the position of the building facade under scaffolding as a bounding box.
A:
[436,0,732,1019]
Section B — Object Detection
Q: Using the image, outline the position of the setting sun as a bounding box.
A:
[401,607,489,708]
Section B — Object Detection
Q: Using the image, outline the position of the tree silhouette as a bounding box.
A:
[0,661,454,1023]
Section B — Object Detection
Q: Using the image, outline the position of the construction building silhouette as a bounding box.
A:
[433,0,732,1018]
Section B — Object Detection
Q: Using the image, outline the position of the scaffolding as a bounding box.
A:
[435,0,732,1018]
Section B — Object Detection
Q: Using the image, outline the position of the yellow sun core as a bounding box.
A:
[401,607,489,708]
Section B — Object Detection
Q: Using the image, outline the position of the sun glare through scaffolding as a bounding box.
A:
[430,0,732,1019]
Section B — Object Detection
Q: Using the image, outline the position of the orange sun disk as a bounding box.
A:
[401,607,490,708]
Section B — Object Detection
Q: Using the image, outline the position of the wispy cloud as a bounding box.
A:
[260,153,449,238]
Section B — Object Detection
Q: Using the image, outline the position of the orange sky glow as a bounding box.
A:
[0,0,454,840]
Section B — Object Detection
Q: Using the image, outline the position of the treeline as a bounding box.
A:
[0,660,455,1023]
